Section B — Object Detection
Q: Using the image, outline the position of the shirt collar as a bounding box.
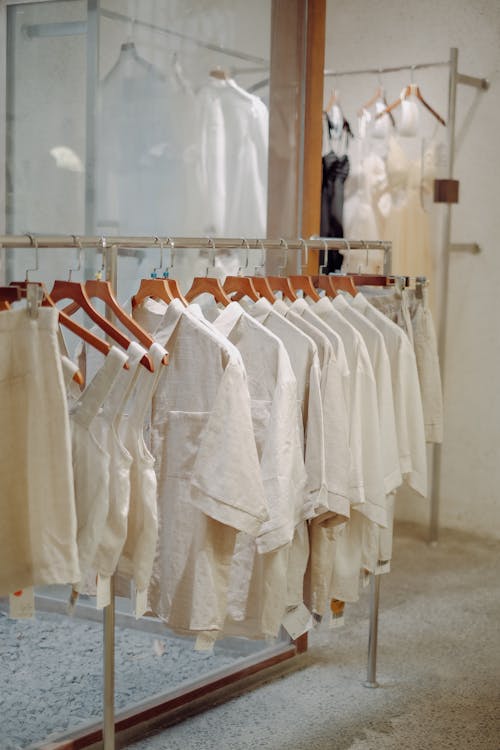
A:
[147,298,186,345]
[314,296,335,314]
[273,299,289,316]
[211,301,245,338]
[289,298,309,315]
[331,294,350,312]
[248,296,273,323]
[351,291,369,313]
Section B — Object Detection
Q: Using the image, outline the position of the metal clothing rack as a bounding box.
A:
[22,8,269,67]
[0,232,390,750]
[325,48,489,544]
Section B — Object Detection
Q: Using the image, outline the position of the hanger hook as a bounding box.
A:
[95,235,107,280]
[68,235,83,281]
[25,233,39,281]
[410,64,416,85]
[207,238,216,277]
[239,238,250,276]
[278,238,289,277]
[152,236,164,279]
[319,238,329,275]
[341,237,351,273]
[299,238,309,273]
[256,239,266,275]
[165,237,175,278]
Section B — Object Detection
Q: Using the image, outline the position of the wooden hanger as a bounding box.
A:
[265,276,298,302]
[376,84,446,126]
[288,275,321,302]
[357,86,396,126]
[50,279,152,370]
[165,278,188,305]
[210,67,229,80]
[63,279,168,367]
[184,276,232,306]
[348,274,391,287]
[223,275,260,302]
[0,285,21,310]
[329,275,358,296]
[11,281,117,381]
[311,275,337,298]
[251,276,277,304]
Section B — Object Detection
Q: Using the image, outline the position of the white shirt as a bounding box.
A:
[274,299,351,522]
[197,78,268,237]
[246,297,326,520]
[133,298,268,635]
[313,297,386,519]
[332,294,402,496]
[352,292,427,496]
[209,303,306,638]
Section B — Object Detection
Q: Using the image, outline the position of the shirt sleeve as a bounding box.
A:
[189,359,269,537]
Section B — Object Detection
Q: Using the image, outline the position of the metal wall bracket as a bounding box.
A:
[450,243,481,254]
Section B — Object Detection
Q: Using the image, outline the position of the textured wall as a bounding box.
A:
[325,0,500,538]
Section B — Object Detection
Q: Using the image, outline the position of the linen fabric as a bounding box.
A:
[133,298,267,635]
[0,307,80,595]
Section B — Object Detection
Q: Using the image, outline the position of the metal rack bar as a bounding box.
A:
[324,60,450,78]
[22,9,269,67]
[364,575,381,688]
[0,234,391,252]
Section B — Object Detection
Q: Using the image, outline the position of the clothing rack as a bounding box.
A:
[324,48,488,544]
[1,232,390,750]
[22,8,269,67]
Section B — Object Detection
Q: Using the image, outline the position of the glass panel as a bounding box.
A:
[1,2,299,747]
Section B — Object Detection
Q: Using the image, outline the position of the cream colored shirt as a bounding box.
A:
[133,298,268,635]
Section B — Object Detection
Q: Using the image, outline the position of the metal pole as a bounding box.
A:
[429,47,458,545]
[364,574,381,688]
[102,241,117,750]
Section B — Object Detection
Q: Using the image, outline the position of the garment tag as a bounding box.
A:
[281,603,314,640]
[9,588,35,619]
[328,598,345,629]
[194,632,217,653]
[376,560,391,575]
[96,574,111,609]
[135,588,148,620]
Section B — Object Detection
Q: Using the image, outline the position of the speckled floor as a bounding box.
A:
[124,522,500,750]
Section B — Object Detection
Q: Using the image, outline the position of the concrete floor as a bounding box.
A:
[126,521,500,750]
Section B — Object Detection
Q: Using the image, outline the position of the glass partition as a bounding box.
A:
[1,1,310,747]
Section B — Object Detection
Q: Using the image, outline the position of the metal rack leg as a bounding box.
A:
[103,578,115,750]
[364,574,380,688]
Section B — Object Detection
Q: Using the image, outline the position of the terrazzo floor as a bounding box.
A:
[125,522,500,750]
[2,522,499,749]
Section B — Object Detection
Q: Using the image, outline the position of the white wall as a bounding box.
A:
[325,0,500,539]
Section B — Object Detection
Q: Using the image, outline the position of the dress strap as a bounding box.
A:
[71,346,128,429]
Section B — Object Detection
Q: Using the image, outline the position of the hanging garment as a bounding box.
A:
[351,292,427,496]
[206,302,306,638]
[197,77,269,238]
[0,307,80,596]
[243,297,326,612]
[118,342,168,618]
[362,286,443,444]
[331,295,401,496]
[133,298,268,636]
[245,297,326,521]
[381,136,437,281]
[97,43,200,235]
[68,345,129,591]
[88,342,146,605]
[274,299,351,523]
